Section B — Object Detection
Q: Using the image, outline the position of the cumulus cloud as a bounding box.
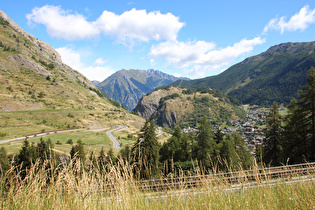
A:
[27,5,184,45]
[93,58,108,66]
[95,8,184,44]
[263,5,315,34]
[26,5,99,40]
[149,37,265,78]
[56,46,115,81]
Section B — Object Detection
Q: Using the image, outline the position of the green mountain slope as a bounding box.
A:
[95,69,188,110]
[173,42,315,106]
[134,86,245,128]
[0,10,144,140]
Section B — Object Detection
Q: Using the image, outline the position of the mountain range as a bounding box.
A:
[173,41,315,106]
[94,69,189,110]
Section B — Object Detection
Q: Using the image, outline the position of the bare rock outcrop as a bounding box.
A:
[133,86,181,120]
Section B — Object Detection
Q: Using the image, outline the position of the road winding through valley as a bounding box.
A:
[106,125,128,149]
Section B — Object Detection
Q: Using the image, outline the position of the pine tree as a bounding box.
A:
[132,121,160,179]
[283,98,309,163]
[196,116,217,169]
[263,102,283,166]
[219,133,251,170]
[89,151,97,169]
[119,145,131,163]
[299,67,315,161]
[105,148,116,164]
[0,147,10,174]
[17,139,36,168]
[231,132,252,169]
[220,134,237,169]
[70,140,86,164]
[98,147,106,170]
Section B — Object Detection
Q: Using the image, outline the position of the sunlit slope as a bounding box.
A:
[173,42,315,106]
[0,10,145,140]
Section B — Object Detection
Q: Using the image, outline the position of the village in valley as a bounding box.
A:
[223,107,270,154]
[182,107,282,155]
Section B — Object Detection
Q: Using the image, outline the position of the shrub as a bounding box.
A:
[66,139,73,145]
[38,91,45,98]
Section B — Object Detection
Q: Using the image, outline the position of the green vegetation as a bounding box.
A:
[158,93,180,106]
[88,87,105,98]
[0,16,9,26]
[160,121,251,174]
[173,42,315,106]
[132,121,160,179]
[154,87,245,128]
[259,67,315,165]
[138,86,245,129]
[39,60,54,69]
[1,130,112,155]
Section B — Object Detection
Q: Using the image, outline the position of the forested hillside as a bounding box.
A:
[174,42,315,106]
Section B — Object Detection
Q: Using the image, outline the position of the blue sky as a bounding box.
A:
[2,1,315,81]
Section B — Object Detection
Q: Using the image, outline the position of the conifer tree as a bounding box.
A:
[196,116,216,169]
[132,121,160,179]
[89,151,97,169]
[98,147,106,170]
[70,140,86,164]
[105,148,116,164]
[17,139,36,168]
[263,102,283,166]
[283,98,309,163]
[119,145,131,163]
[231,132,252,169]
[220,134,237,168]
[0,147,10,174]
[299,67,315,161]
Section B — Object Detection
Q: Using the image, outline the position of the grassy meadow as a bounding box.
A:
[1,130,114,156]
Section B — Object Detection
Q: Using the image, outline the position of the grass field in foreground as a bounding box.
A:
[0,160,314,209]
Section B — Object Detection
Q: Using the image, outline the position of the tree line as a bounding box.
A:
[258,67,315,166]
[0,118,252,180]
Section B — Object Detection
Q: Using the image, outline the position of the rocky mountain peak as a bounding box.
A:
[95,69,188,110]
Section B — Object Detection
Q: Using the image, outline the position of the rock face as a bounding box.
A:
[134,86,245,128]
[95,69,189,110]
[173,41,315,106]
[133,86,181,120]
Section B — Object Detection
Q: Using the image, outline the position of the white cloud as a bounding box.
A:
[27,5,185,45]
[150,59,157,67]
[93,58,108,66]
[56,46,84,70]
[263,5,315,34]
[56,46,115,81]
[149,37,265,78]
[95,8,184,45]
[173,72,182,78]
[26,5,99,40]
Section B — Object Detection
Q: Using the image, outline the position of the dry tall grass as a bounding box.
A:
[0,159,314,209]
